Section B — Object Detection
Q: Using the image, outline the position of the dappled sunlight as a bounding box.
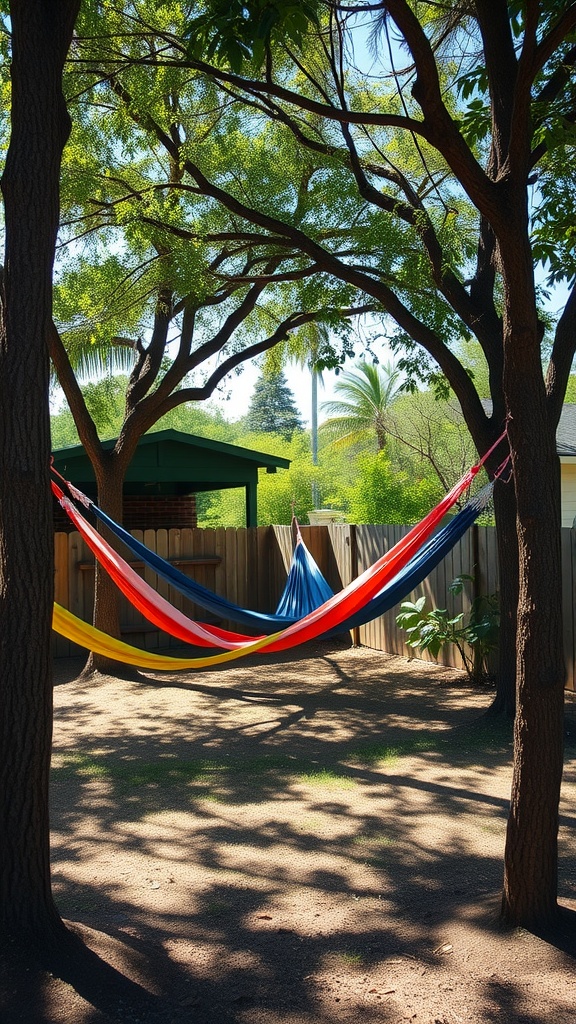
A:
[45,645,576,1023]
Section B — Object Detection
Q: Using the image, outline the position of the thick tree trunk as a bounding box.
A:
[501,439,565,926]
[0,0,79,939]
[489,479,518,717]
[499,225,566,928]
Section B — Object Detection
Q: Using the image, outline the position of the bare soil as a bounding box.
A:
[2,638,576,1024]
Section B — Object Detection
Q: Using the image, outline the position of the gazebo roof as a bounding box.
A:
[51,429,290,526]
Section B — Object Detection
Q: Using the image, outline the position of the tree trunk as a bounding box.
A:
[501,438,565,926]
[0,0,79,939]
[499,224,566,928]
[488,479,518,717]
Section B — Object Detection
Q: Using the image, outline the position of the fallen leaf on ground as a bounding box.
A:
[433,942,453,954]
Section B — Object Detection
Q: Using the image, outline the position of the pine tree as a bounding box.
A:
[245,370,303,440]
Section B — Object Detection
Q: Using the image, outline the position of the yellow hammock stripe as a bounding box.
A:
[52,603,284,671]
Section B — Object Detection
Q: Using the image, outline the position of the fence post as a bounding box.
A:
[472,522,480,601]
[471,521,482,679]
[349,523,360,647]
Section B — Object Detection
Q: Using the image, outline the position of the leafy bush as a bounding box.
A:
[396,575,499,685]
[198,431,325,526]
[344,451,442,525]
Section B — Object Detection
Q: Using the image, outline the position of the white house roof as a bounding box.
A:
[556,405,576,456]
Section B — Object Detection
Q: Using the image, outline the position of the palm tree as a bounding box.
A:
[320,360,402,451]
[261,321,329,507]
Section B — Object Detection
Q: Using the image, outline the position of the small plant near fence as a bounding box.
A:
[395,574,499,686]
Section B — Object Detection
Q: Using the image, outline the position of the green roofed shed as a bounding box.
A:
[51,429,290,528]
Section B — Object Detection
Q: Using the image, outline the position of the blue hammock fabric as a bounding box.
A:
[275,535,334,618]
[87,503,331,629]
[328,482,493,637]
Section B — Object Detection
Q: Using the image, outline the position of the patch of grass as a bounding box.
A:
[350,720,514,766]
[339,950,364,965]
[55,726,513,808]
[54,749,360,805]
[351,733,438,766]
[353,831,396,868]
[52,752,112,778]
[237,753,298,774]
[350,743,401,767]
[297,769,357,790]
[52,751,226,791]
[353,832,394,847]
[203,899,229,917]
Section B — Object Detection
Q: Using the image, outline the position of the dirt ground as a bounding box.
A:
[2,638,576,1024]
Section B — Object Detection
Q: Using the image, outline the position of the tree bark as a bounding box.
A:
[498,219,566,927]
[501,438,565,925]
[0,0,79,939]
[488,480,518,717]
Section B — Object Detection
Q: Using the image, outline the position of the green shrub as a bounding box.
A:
[396,575,499,685]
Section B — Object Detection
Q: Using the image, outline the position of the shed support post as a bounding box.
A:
[246,483,258,527]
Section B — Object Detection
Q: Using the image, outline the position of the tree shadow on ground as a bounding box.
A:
[1,925,164,1024]
[32,646,576,1024]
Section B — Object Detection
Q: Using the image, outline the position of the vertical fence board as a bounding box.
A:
[123,529,144,644]
[213,528,227,625]
[237,528,248,612]
[256,527,270,614]
[565,529,575,692]
[328,524,352,589]
[223,528,237,606]
[273,524,292,574]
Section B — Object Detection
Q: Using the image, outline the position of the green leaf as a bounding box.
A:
[448,573,473,595]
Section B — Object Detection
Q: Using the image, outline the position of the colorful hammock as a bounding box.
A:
[52,455,495,664]
[52,429,497,643]
[53,458,482,650]
[275,523,335,618]
[52,482,493,668]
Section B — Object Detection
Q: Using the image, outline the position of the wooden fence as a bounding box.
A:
[53,521,576,691]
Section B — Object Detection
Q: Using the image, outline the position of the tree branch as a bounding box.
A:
[149,304,373,417]
[48,321,104,463]
[531,3,576,78]
[125,284,173,411]
[546,282,576,426]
